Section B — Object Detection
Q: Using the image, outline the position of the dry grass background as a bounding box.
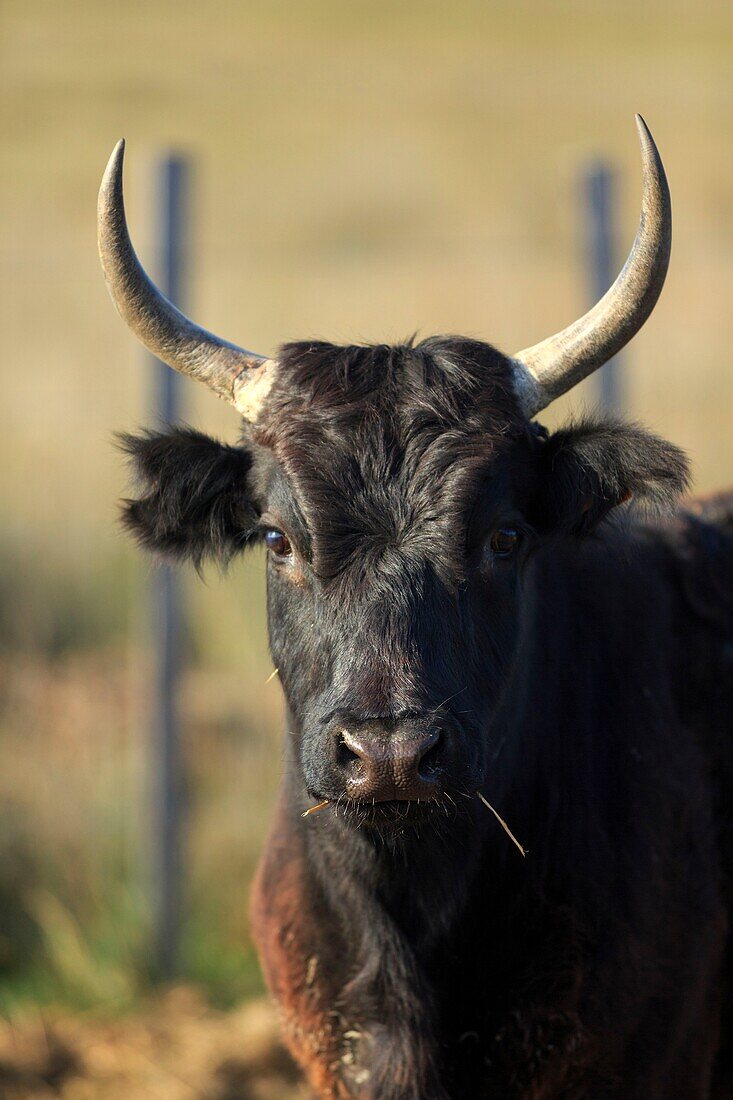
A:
[0,0,731,1091]
[0,987,307,1098]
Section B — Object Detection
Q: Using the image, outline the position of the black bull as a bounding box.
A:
[121,338,733,1098]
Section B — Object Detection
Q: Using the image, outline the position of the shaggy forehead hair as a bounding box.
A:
[257,335,525,434]
[251,336,535,582]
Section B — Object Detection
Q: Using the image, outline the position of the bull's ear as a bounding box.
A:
[119,428,259,565]
[531,419,690,536]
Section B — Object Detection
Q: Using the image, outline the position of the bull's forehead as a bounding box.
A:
[251,338,532,579]
[260,336,524,431]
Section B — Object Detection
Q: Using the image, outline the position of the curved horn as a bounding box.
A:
[98,140,275,421]
[511,115,671,418]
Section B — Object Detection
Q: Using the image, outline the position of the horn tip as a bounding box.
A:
[100,140,126,208]
[104,139,126,176]
[111,137,126,164]
[634,113,653,144]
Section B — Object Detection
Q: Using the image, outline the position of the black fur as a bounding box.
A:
[531,418,690,534]
[118,337,733,1099]
[119,427,259,567]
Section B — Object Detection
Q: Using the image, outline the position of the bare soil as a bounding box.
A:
[0,988,308,1100]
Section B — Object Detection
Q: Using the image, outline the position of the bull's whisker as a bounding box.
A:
[476,791,527,857]
[431,687,468,715]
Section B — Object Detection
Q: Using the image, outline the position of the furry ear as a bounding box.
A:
[119,428,259,565]
[531,419,690,536]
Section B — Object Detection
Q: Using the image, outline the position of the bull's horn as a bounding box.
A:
[510,115,671,418]
[98,140,275,421]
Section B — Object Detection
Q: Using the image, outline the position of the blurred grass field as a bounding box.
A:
[0,0,731,1043]
[0,987,307,1098]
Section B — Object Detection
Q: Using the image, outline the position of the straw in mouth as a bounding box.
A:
[302,800,330,818]
[476,792,527,857]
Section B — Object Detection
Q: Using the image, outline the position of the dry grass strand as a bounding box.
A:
[476,791,527,857]
[301,800,330,818]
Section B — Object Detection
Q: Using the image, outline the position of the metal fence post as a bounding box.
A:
[150,153,189,980]
[585,162,623,414]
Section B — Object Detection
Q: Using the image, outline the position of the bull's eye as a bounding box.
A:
[489,527,519,558]
[264,529,292,558]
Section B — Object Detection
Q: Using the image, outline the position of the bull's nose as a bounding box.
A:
[337,725,444,802]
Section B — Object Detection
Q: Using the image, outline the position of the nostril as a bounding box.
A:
[337,730,363,769]
[417,730,444,779]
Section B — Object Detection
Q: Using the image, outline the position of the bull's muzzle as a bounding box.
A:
[335,720,444,802]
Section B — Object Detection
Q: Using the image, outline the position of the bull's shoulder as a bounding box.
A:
[661,489,733,634]
[686,487,733,535]
[651,490,733,759]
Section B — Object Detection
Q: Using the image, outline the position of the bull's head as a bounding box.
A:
[100,119,687,833]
